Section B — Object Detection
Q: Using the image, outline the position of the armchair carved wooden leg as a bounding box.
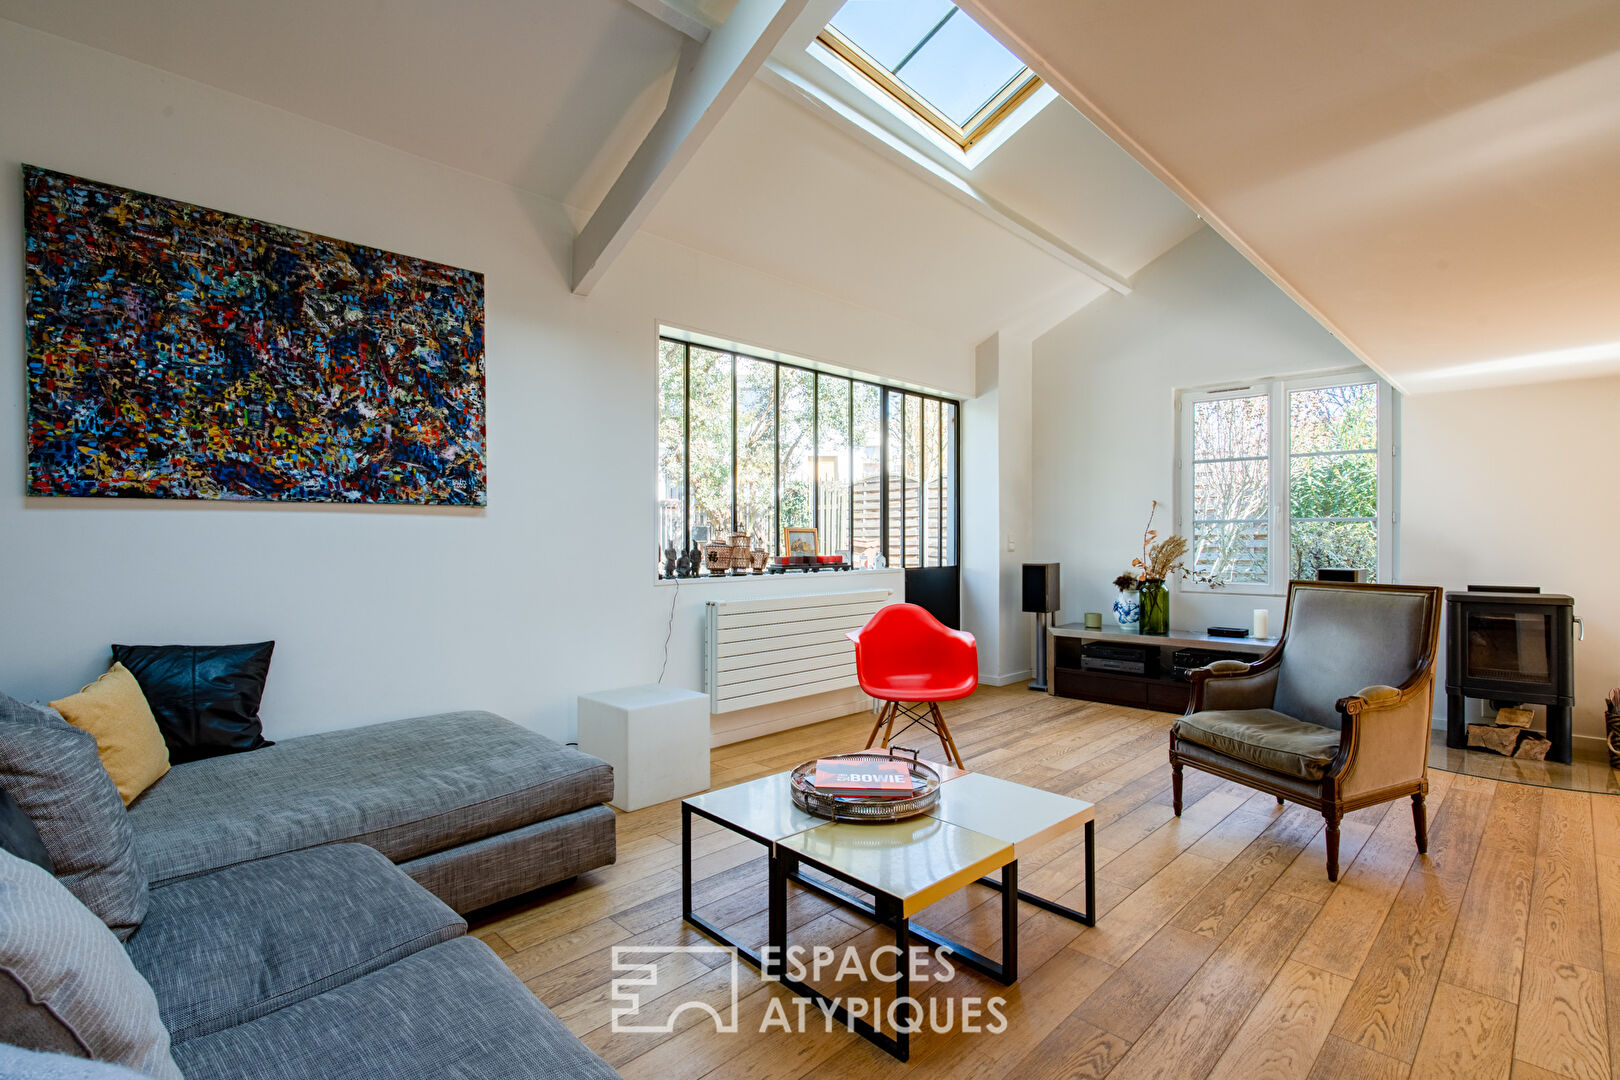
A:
[1171,758,1183,816]
[1412,792,1429,854]
[1324,811,1342,882]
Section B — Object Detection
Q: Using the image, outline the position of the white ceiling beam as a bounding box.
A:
[574,0,811,294]
[759,62,1133,295]
[618,0,712,43]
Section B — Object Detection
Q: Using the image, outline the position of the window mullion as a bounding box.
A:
[892,8,955,74]
[900,394,907,570]
[773,365,780,556]
[1272,380,1287,591]
[1175,392,1187,583]
[682,342,690,555]
[1380,379,1396,583]
[937,402,944,568]
[811,372,819,551]
[879,390,890,565]
[729,352,738,535]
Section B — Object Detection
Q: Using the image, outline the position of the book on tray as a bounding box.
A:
[811,757,913,798]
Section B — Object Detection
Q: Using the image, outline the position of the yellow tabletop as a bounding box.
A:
[776,815,1013,918]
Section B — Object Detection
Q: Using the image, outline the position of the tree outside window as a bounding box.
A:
[1181,373,1391,591]
[657,337,958,576]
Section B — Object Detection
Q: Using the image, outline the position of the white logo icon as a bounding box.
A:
[610,946,740,1034]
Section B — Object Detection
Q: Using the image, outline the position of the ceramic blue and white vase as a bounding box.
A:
[1113,588,1141,633]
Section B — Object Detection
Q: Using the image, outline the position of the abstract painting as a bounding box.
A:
[23,166,486,505]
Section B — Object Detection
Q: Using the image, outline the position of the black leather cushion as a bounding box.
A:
[0,785,53,873]
[110,643,275,763]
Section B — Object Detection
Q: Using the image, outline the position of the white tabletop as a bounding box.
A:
[928,772,1094,857]
[686,768,1095,916]
[684,773,826,843]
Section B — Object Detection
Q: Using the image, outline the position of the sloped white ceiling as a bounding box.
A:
[0,0,684,208]
[969,100,1199,281]
[644,80,1108,345]
[0,0,1195,353]
[961,0,1620,391]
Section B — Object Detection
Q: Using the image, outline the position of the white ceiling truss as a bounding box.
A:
[574,0,813,294]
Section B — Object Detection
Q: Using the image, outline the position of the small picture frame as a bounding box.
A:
[783,526,818,558]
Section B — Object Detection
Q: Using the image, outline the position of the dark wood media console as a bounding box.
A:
[1046,625,1278,714]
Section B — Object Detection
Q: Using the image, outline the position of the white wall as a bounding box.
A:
[960,339,1003,680]
[1403,378,1620,741]
[995,334,1036,682]
[960,332,1036,685]
[0,21,969,744]
[1031,227,1362,636]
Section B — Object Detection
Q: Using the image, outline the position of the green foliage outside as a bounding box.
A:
[657,343,894,558]
[1287,383,1378,580]
[1192,381,1380,585]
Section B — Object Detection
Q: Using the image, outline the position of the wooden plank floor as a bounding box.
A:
[472,685,1619,1080]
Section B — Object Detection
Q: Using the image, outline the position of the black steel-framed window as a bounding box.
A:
[656,336,959,574]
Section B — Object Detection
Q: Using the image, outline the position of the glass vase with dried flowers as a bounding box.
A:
[1127,500,1220,634]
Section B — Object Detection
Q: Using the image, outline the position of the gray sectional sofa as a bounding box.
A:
[1,698,622,1079]
[136,844,620,1079]
[129,709,617,913]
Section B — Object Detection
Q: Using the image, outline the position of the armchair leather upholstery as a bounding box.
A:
[1170,581,1443,880]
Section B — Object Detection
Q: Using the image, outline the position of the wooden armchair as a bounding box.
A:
[1170,580,1443,880]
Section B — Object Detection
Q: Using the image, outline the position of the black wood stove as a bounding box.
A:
[1444,587,1577,764]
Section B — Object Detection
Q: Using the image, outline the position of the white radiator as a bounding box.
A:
[704,588,894,714]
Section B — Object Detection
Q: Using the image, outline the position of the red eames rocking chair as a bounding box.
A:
[847,603,978,769]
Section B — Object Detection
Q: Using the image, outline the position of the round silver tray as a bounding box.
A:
[790,747,941,823]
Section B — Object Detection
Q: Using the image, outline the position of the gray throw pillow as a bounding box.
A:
[0,1044,153,1079]
[0,849,181,1080]
[0,693,147,940]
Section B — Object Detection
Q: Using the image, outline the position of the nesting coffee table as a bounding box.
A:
[681,766,1095,1060]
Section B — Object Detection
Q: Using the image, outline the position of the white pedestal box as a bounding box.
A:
[576,685,711,812]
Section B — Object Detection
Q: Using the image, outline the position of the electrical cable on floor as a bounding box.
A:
[658,581,678,683]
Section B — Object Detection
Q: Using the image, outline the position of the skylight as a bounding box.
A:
[819,1,1040,150]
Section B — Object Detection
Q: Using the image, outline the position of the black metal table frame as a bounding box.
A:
[680,801,1095,1061]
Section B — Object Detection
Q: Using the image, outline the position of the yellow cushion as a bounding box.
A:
[51,664,171,805]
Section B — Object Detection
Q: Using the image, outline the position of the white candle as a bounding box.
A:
[1252,609,1270,639]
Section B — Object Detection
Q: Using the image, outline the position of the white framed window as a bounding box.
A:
[657,334,959,577]
[1176,369,1397,594]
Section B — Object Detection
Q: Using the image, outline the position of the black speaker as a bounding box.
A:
[1022,563,1060,614]
[1315,567,1369,582]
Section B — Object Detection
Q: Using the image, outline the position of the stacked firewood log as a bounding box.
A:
[1466,706,1552,760]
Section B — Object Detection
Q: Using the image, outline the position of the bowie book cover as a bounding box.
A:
[810,757,913,798]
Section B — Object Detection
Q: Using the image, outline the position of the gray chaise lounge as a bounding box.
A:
[128,709,617,912]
